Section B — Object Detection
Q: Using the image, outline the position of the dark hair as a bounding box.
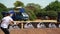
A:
[5,13,10,16]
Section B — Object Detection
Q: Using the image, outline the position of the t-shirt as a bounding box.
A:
[1,16,13,28]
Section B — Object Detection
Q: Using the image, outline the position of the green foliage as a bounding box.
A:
[7,8,13,11]
[0,0,59,20]
[14,1,24,7]
[0,12,3,20]
[26,3,41,16]
[0,3,8,12]
[25,3,42,20]
[47,11,57,17]
[25,9,36,20]
[0,3,8,20]
[42,0,59,19]
[29,11,36,20]
[36,10,57,19]
[39,10,47,16]
[44,0,60,11]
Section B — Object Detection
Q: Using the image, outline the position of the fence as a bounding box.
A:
[14,20,57,29]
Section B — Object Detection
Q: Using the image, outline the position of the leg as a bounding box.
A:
[1,27,10,34]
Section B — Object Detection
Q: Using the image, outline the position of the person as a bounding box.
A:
[0,12,14,34]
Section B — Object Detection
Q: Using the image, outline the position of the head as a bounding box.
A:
[5,13,10,16]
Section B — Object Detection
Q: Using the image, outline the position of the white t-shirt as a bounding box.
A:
[1,16,13,28]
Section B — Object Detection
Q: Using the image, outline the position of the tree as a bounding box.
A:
[47,11,57,17]
[0,3,8,19]
[25,3,41,17]
[25,3,41,19]
[44,0,60,11]
[0,3,8,12]
[25,8,36,20]
[14,1,24,7]
[47,11,57,19]
[43,0,60,19]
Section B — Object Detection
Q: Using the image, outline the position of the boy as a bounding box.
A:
[0,13,14,34]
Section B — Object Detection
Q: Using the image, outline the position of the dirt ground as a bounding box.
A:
[0,28,60,34]
[0,20,58,34]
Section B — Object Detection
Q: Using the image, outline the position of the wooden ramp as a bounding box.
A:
[0,28,60,34]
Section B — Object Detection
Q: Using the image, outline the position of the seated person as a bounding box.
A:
[24,22,34,29]
[48,23,57,28]
[37,23,46,28]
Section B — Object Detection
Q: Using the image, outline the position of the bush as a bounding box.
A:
[0,12,3,20]
[25,9,36,20]
[47,11,57,17]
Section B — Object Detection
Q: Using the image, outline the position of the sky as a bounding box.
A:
[0,0,59,8]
